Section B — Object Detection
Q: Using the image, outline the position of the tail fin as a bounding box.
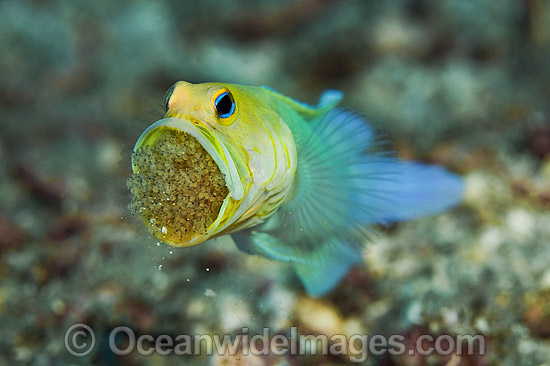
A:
[377,161,464,222]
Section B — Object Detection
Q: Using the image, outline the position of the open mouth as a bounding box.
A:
[127,126,229,245]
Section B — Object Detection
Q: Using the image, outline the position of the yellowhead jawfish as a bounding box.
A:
[128,81,463,296]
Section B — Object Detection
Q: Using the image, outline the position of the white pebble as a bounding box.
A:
[479,227,504,253]
[506,208,535,242]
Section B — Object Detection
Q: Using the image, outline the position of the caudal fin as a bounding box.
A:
[378,161,464,222]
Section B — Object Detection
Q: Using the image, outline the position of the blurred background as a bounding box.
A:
[1,0,550,365]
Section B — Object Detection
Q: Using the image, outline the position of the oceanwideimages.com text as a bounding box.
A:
[65,324,486,363]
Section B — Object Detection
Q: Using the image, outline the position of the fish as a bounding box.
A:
[127,81,464,297]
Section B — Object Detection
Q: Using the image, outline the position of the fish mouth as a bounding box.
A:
[128,117,243,246]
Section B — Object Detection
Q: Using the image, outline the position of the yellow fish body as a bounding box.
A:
[129,81,463,296]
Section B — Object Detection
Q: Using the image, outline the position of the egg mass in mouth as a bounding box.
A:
[127,127,228,245]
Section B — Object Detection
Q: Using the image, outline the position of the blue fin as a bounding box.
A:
[232,107,463,296]
[232,230,309,264]
[376,161,464,222]
[233,230,362,297]
[293,238,363,297]
[318,90,343,108]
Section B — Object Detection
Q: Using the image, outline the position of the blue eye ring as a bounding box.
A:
[214,90,236,119]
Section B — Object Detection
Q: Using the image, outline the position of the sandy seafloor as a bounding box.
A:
[1,0,550,365]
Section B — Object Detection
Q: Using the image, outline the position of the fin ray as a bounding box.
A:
[294,238,363,297]
[233,107,464,296]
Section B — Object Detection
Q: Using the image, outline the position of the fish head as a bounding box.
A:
[129,81,297,247]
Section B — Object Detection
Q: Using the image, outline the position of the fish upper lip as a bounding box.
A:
[133,116,245,201]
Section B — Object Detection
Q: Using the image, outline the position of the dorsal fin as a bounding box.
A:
[261,86,342,116]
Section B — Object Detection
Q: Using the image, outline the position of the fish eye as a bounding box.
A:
[214,90,235,119]
[164,84,176,111]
